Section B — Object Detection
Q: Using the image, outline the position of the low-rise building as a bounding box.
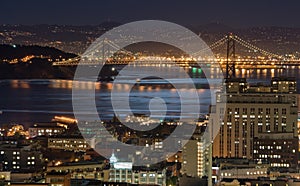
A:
[109,153,166,186]
[46,171,71,186]
[29,123,65,138]
[47,161,108,180]
[253,132,298,169]
[0,144,44,173]
[48,136,89,152]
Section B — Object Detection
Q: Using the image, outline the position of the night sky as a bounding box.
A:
[0,0,300,27]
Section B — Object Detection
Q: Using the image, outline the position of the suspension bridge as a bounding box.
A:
[52,34,300,68]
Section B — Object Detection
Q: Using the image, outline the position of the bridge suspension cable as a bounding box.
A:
[232,35,284,59]
[192,36,228,56]
[193,34,284,60]
[209,36,228,50]
[82,38,133,58]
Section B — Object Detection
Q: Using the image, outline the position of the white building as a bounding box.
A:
[109,153,166,186]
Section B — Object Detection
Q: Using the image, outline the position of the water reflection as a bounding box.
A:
[1,65,299,125]
[11,80,30,89]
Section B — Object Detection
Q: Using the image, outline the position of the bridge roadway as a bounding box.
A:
[52,58,300,68]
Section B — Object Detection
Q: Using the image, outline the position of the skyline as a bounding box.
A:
[0,1,300,185]
[0,0,300,28]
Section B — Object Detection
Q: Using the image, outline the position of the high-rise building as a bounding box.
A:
[181,138,206,178]
[212,77,298,169]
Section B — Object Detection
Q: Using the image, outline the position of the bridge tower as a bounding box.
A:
[102,38,111,62]
[226,33,236,79]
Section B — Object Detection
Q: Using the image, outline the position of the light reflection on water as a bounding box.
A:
[0,65,299,126]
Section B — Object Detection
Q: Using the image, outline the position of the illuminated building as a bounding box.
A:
[48,136,89,152]
[109,153,133,183]
[271,77,297,93]
[125,114,161,126]
[254,133,298,169]
[212,77,298,169]
[46,171,71,186]
[0,172,10,181]
[216,158,269,179]
[29,123,65,138]
[7,124,29,138]
[108,153,166,185]
[181,138,207,178]
[220,166,268,179]
[0,144,44,173]
[47,161,108,181]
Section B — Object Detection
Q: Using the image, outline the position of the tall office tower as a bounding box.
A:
[181,132,209,178]
[212,77,298,169]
